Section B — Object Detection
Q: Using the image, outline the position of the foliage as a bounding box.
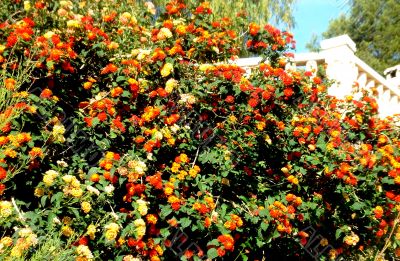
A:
[145,0,297,28]
[310,0,400,74]
[0,0,400,260]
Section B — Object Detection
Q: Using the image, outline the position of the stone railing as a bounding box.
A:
[234,35,400,118]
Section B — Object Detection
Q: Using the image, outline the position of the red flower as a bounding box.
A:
[248,98,259,108]
[84,117,93,127]
[283,88,294,97]
[225,95,235,103]
[0,184,5,195]
[101,63,118,74]
[217,247,226,257]
[0,167,7,180]
[40,88,53,98]
[112,117,126,132]
[97,112,107,122]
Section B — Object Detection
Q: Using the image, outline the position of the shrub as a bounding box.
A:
[0,1,399,260]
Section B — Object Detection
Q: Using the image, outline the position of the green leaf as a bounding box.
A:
[116,76,126,82]
[180,217,191,228]
[260,222,268,231]
[41,195,47,207]
[382,177,395,184]
[207,248,219,259]
[351,202,365,211]
[256,239,265,247]
[207,239,219,246]
[160,206,172,219]
[335,229,342,239]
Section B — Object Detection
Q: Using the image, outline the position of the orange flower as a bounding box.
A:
[4,78,16,90]
[40,88,53,98]
[83,81,93,90]
[374,206,384,219]
[0,136,9,146]
[204,217,211,228]
[286,193,296,202]
[146,214,158,225]
[0,167,7,180]
[101,63,118,74]
[248,22,260,36]
[287,175,299,185]
[29,147,44,158]
[224,220,236,230]
[217,247,226,257]
[167,218,178,227]
[217,234,234,251]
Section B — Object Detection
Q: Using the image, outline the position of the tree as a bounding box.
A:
[309,0,400,74]
[147,0,297,28]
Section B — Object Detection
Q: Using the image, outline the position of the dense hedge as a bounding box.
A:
[0,1,400,260]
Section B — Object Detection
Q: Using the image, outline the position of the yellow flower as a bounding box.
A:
[344,232,359,246]
[134,219,146,238]
[320,238,328,247]
[67,20,80,28]
[0,201,13,217]
[34,188,44,197]
[287,175,299,185]
[70,188,83,198]
[53,123,66,136]
[180,153,189,163]
[165,78,178,93]
[87,224,97,240]
[199,64,214,72]
[81,201,91,213]
[0,45,6,54]
[256,121,266,130]
[228,115,237,123]
[0,236,13,249]
[24,1,31,11]
[61,225,74,237]
[43,31,55,39]
[161,63,174,77]
[76,245,94,259]
[10,246,23,257]
[105,223,120,241]
[171,162,180,173]
[189,168,198,178]
[43,170,59,186]
[136,199,148,216]
[164,187,173,195]
[62,175,74,183]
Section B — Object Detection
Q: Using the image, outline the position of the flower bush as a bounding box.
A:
[1,0,400,260]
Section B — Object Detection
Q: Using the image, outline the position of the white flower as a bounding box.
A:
[170,124,180,133]
[179,93,197,105]
[153,131,163,140]
[86,185,100,196]
[76,245,94,259]
[104,184,115,194]
[57,160,68,167]
[43,31,55,39]
[53,217,61,224]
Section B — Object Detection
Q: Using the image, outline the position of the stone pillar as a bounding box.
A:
[320,35,358,99]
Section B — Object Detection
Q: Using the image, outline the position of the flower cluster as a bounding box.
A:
[0,0,400,260]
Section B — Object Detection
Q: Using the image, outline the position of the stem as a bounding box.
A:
[11,197,26,222]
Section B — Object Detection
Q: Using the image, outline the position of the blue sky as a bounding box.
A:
[291,0,350,52]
